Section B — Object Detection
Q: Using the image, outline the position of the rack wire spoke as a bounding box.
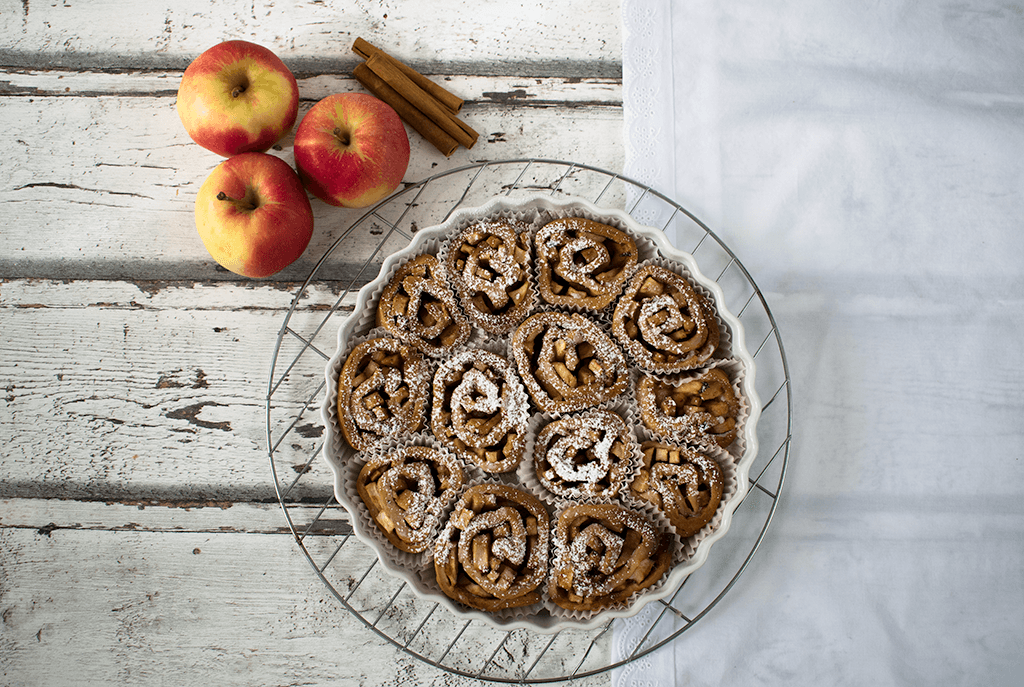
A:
[571,622,612,676]
[267,159,791,683]
[298,492,338,543]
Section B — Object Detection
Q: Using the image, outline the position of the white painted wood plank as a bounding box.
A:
[0,497,349,535]
[0,0,622,76]
[0,75,623,281]
[0,521,613,686]
[1,69,622,103]
[1,280,345,502]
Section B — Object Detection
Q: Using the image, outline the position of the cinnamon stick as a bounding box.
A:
[364,52,478,150]
[353,37,463,115]
[353,63,459,157]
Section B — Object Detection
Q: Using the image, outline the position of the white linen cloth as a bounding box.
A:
[614,2,1024,686]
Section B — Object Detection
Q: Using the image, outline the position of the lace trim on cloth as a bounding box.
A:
[613,2,680,686]
[621,0,676,243]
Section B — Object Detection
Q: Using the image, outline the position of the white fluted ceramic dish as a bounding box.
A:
[321,194,762,633]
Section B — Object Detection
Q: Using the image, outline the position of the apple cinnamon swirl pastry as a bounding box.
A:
[336,336,430,451]
[376,253,471,356]
[612,264,720,374]
[636,367,740,449]
[356,445,466,553]
[534,410,636,501]
[630,440,723,538]
[445,219,534,335]
[511,311,630,414]
[534,217,638,310]
[434,484,549,612]
[549,503,673,612]
[431,349,529,474]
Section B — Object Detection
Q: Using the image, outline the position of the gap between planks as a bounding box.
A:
[0,497,352,536]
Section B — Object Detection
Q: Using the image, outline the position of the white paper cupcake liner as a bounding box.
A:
[344,431,469,573]
[543,500,680,623]
[437,209,539,337]
[625,423,740,562]
[520,402,642,508]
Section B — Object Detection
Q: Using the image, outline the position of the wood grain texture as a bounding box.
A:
[0,502,612,686]
[0,73,622,281]
[2,1,626,682]
[0,0,623,77]
[1,279,346,502]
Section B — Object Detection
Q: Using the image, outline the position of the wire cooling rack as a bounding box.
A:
[266,159,791,683]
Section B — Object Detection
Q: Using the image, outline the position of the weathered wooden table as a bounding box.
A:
[2,2,631,684]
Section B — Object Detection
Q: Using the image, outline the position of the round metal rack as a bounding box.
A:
[266,159,791,683]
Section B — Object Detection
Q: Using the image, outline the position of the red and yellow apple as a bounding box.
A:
[293,92,411,208]
[177,40,299,157]
[194,152,314,278]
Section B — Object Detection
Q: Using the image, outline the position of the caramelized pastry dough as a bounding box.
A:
[337,337,429,451]
[431,349,529,474]
[356,445,465,553]
[637,367,740,449]
[535,217,637,310]
[548,503,673,612]
[376,253,471,356]
[445,219,534,335]
[511,311,630,414]
[434,484,549,612]
[534,410,636,500]
[612,264,719,373]
[630,440,723,538]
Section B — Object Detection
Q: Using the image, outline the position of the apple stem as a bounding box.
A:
[333,127,351,147]
[231,85,246,98]
[216,190,258,212]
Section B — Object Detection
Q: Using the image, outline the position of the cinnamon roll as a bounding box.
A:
[636,367,740,449]
[336,336,430,451]
[630,440,723,538]
[533,410,636,501]
[431,349,530,474]
[434,484,549,612]
[376,253,471,356]
[356,445,465,553]
[548,503,673,612]
[511,311,630,414]
[534,217,637,310]
[445,219,534,335]
[612,264,719,373]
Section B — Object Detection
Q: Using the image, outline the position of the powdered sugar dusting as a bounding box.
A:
[535,409,634,500]
[511,311,629,413]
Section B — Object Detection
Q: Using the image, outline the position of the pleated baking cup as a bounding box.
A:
[543,500,680,623]
[362,238,475,359]
[611,258,733,375]
[429,479,553,624]
[635,359,750,461]
[328,326,436,454]
[530,206,643,316]
[625,422,740,563]
[437,212,539,338]
[342,432,469,573]
[519,402,642,508]
[428,344,532,476]
[508,308,633,417]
